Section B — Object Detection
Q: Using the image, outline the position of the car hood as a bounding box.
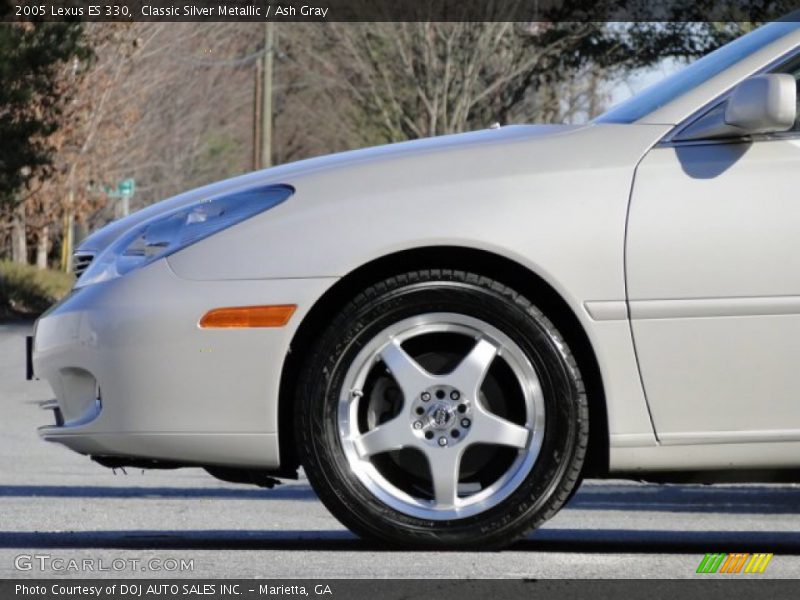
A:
[77,124,583,255]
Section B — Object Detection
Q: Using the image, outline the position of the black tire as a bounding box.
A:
[295,270,588,549]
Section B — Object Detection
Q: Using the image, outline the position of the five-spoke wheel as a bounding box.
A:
[339,314,545,519]
[297,270,587,548]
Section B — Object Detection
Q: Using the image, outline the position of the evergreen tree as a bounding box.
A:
[0,22,89,207]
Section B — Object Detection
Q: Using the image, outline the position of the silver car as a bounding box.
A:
[31,21,800,548]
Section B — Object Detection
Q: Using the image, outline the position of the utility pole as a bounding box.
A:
[261,21,274,169]
[60,171,75,273]
[253,52,262,170]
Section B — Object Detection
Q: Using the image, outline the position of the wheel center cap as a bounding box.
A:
[428,402,454,430]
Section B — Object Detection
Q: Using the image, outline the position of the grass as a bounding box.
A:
[0,261,75,319]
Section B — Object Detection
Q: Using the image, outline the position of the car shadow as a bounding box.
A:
[514,528,800,554]
[2,482,799,553]
[3,482,799,513]
[1,528,799,554]
[0,484,318,501]
[566,483,800,515]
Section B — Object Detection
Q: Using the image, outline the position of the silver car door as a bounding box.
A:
[626,62,800,444]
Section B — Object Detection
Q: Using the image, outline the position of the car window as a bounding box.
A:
[596,22,799,124]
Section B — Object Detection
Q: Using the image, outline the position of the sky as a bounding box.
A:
[608,58,683,111]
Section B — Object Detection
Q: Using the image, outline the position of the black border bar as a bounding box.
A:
[3,0,800,22]
[5,579,800,600]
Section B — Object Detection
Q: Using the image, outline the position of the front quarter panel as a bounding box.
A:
[168,123,671,447]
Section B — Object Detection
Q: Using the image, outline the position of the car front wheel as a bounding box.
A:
[296,270,588,548]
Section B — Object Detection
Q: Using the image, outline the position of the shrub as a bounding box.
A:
[0,261,74,318]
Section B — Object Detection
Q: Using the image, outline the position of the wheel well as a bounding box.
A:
[278,246,609,477]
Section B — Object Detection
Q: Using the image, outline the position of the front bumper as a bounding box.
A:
[33,258,336,468]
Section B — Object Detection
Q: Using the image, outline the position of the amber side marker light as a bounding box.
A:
[199,304,297,328]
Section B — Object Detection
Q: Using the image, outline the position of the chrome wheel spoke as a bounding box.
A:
[379,338,432,399]
[425,447,463,509]
[470,404,530,449]
[354,416,413,457]
[339,312,545,520]
[448,338,498,398]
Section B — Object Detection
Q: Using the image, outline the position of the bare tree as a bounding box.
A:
[281,23,617,147]
[13,22,266,266]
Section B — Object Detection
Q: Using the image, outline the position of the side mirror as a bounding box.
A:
[726,74,797,133]
[675,74,797,141]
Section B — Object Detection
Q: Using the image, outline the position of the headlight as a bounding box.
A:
[75,184,294,288]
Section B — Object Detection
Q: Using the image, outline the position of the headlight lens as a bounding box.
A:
[75,184,293,288]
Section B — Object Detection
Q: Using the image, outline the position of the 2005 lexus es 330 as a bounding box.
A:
[30,21,800,548]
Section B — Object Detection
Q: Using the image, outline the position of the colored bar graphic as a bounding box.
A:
[744,553,774,574]
[697,553,773,574]
[720,553,749,573]
[697,553,726,574]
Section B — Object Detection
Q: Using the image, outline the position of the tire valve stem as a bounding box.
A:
[351,390,364,399]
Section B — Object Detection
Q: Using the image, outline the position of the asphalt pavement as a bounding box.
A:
[2,321,799,579]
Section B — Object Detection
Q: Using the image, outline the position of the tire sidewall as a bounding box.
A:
[298,275,586,547]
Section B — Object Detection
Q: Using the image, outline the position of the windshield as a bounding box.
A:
[596,22,799,124]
